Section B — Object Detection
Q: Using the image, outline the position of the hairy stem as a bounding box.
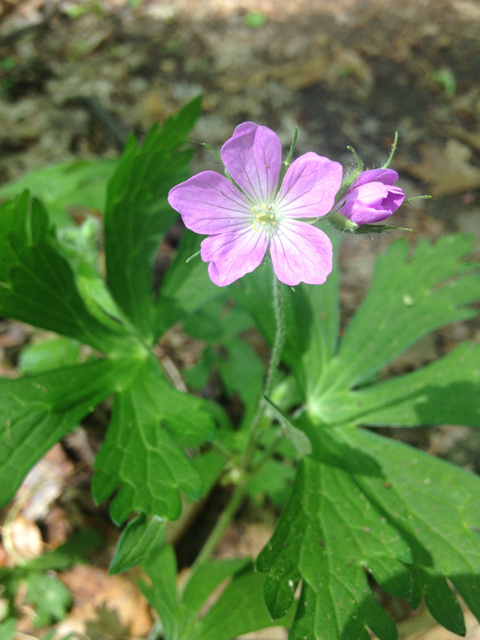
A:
[187,271,285,579]
[241,270,285,472]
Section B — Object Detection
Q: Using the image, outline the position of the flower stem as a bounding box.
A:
[241,270,285,471]
[264,272,285,398]
[186,271,286,582]
[189,480,247,575]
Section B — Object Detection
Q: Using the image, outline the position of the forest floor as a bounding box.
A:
[0,0,480,638]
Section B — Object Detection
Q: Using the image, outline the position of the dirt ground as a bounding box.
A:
[1,0,480,638]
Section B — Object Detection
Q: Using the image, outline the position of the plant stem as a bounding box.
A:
[189,480,247,574]
[188,271,285,577]
[241,270,285,472]
[264,272,285,398]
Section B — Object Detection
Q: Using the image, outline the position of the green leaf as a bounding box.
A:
[0,194,133,354]
[315,341,480,428]
[19,337,81,374]
[247,458,295,506]
[0,158,117,228]
[0,619,16,640]
[256,452,411,640]
[141,551,253,640]
[104,96,202,342]
[0,358,135,508]
[264,396,312,456]
[347,428,480,632]
[314,235,479,399]
[155,229,222,336]
[182,558,249,616]
[26,530,102,571]
[140,544,179,640]
[190,565,294,640]
[23,572,71,627]
[233,226,341,397]
[92,355,215,523]
[109,513,166,574]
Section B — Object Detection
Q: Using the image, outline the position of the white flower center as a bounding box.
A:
[252,201,278,233]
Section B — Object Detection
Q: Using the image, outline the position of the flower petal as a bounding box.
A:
[276,152,343,219]
[168,171,251,234]
[200,227,269,287]
[354,168,398,187]
[269,221,332,286]
[221,123,282,203]
[342,182,404,224]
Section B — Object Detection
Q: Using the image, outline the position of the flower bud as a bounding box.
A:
[339,169,405,225]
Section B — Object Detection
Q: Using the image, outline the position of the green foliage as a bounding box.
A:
[19,337,81,374]
[0,358,135,506]
[104,96,202,342]
[0,194,132,354]
[0,531,101,629]
[0,96,214,525]
[246,232,480,639]
[155,229,222,336]
[314,234,479,402]
[109,513,166,574]
[0,619,15,640]
[22,573,72,627]
[1,93,480,640]
[245,12,268,28]
[92,356,215,524]
[317,341,480,428]
[257,448,409,640]
[140,545,293,640]
[234,226,341,399]
[0,159,117,228]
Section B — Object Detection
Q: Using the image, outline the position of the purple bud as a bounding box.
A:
[340,169,405,225]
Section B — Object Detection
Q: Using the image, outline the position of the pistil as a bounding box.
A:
[252,202,277,232]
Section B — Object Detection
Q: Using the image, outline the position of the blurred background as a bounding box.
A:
[1,0,480,638]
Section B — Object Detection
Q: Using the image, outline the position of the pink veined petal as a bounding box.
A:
[200,227,269,287]
[354,168,399,187]
[168,171,252,235]
[221,123,282,204]
[269,220,333,286]
[276,152,343,219]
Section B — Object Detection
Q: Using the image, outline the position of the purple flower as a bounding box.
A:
[340,169,405,225]
[168,122,343,287]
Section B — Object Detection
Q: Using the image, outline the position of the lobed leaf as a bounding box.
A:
[0,194,133,354]
[92,355,215,523]
[261,421,480,638]
[256,448,410,640]
[314,235,479,399]
[347,428,480,630]
[104,96,202,342]
[314,341,480,428]
[0,358,135,508]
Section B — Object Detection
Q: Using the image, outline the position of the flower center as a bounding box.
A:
[252,202,277,233]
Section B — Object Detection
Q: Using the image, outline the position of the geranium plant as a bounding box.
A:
[0,96,479,640]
